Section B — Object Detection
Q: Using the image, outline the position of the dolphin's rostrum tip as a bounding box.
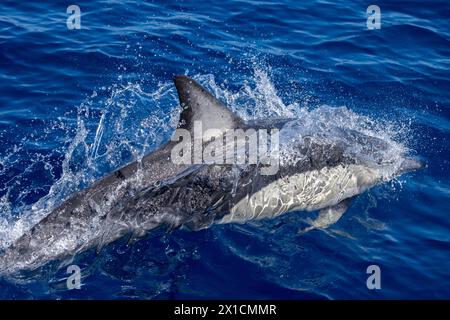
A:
[399,157,426,174]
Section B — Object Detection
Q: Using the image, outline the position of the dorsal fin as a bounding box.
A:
[173,75,243,132]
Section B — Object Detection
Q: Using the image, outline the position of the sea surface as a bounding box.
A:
[0,0,449,299]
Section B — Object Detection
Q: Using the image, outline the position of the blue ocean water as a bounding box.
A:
[0,0,449,299]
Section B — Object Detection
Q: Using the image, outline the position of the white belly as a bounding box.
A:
[218,164,380,224]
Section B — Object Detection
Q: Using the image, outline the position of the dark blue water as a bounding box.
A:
[0,0,449,299]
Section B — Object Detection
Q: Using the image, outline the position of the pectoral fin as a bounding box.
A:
[299,198,353,234]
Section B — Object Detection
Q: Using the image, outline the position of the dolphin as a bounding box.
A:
[0,75,423,273]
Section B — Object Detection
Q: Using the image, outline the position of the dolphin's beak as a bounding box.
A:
[398,157,425,174]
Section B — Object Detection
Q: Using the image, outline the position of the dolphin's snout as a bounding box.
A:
[399,157,425,174]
